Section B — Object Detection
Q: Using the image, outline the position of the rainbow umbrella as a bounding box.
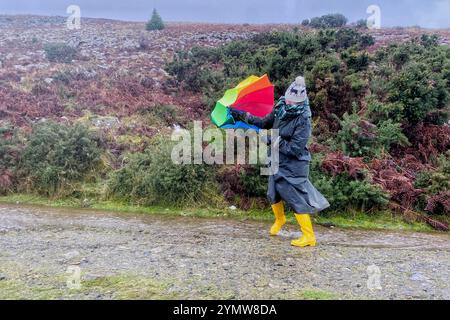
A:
[211,74,274,131]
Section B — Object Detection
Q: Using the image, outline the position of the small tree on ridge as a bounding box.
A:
[146,8,165,31]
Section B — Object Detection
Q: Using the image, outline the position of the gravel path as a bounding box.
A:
[0,204,449,300]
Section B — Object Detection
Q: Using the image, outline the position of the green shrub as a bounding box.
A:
[387,62,448,123]
[239,165,267,198]
[420,34,439,48]
[143,104,185,126]
[332,28,373,49]
[0,125,23,194]
[314,174,389,211]
[108,139,219,206]
[165,47,225,94]
[301,19,310,26]
[335,112,378,157]
[356,19,368,29]
[166,26,447,132]
[146,9,165,31]
[372,42,449,124]
[310,156,389,211]
[415,154,450,195]
[21,122,102,196]
[336,113,410,156]
[44,43,77,63]
[344,73,368,94]
[309,13,348,29]
[342,51,369,72]
[149,146,214,205]
[392,49,410,69]
[424,110,449,125]
[367,98,405,123]
[166,29,374,105]
[377,119,410,151]
[414,154,450,214]
[0,126,19,168]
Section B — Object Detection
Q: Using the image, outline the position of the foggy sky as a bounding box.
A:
[0,0,449,28]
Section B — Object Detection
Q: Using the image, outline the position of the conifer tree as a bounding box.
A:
[146,8,165,31]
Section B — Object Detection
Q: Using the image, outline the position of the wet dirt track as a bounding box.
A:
[0,204,449,300]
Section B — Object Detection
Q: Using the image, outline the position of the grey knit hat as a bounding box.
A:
[285,76,307,103]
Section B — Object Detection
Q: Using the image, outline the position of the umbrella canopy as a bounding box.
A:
[211,74,274,130]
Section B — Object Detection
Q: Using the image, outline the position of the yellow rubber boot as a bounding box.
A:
[270,202,286,236]
[291,214,317,247]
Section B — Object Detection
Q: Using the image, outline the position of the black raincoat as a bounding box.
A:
[242,98,330,214]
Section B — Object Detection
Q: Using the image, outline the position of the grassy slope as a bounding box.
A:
[0,194,434,232]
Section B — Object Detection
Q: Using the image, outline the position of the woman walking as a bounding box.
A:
[231,76,329,247]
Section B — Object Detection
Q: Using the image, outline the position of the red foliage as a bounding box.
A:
[309,142,329,154]
[217,165,246,201]
[370,158,423,208]
[74,78,163,117]
[321,151,367,178]
[0,84,64,127]
[394,124,450,163]
[0,170,14,193]
[319,152,426,210]
[396,154,428,174]
[426,191,450,215]
[69,75,205,123]
[216,165,267,210]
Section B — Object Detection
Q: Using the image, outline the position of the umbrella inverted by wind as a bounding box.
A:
[211,74,275,130]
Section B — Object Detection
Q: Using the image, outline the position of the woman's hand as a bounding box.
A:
[229,108,248,122]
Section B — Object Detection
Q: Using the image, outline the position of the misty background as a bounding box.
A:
[0,0,449,28]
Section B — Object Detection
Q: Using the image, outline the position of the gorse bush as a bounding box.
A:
[313,174,390,211]
[21,122,101,196]
[108,138,218,206]
[310,156,389,211]
[0,126,20,170]
[415,154,450,196]
[0,125,22,194]
[148,144,214,205]
[372,41,449,124]
[167,29,375,115]
[336,113,410,157]
[309,13,348,29]
[387,62,448,123]
[239,165,268,198]
[356,19,368,29]
[141,104,185,127]
[341,50,369,72]
[335,112,378,157]
[166,28,448,140]
[301,19,310,26]
[414,154,450,215]
[376,119,410,151]
[44,42,77,63]
[165,47,226,94]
